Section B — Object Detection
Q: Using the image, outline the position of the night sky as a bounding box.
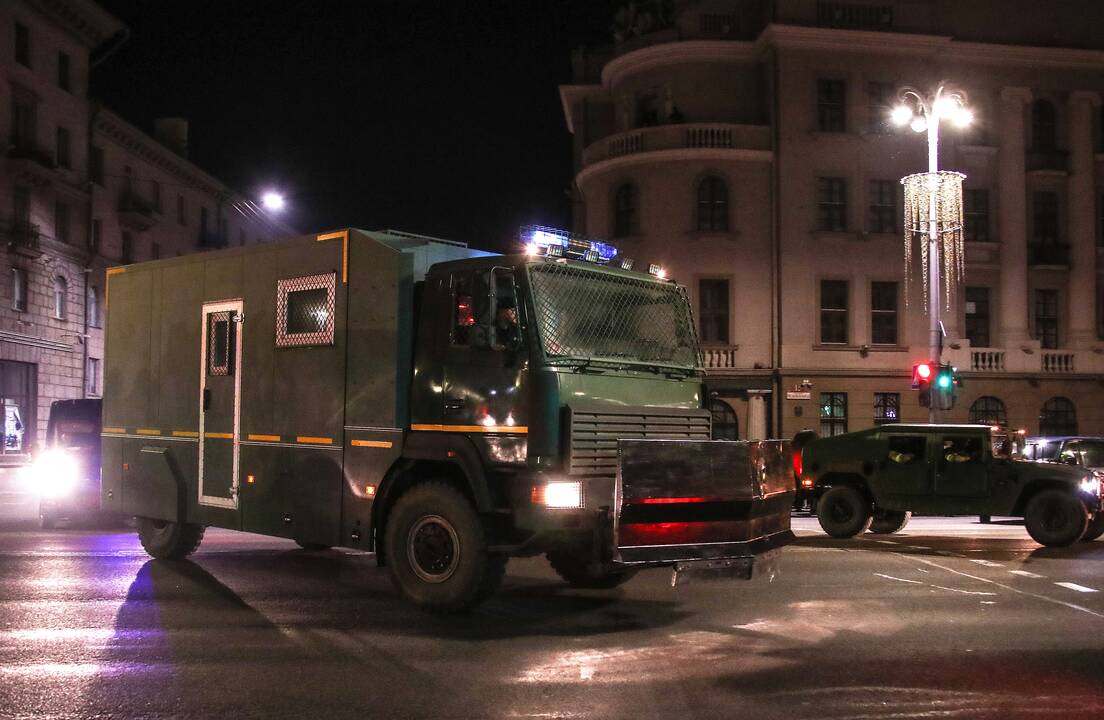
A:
[92,1,619,253]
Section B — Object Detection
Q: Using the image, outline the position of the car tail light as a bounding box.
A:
[792,450,803,479]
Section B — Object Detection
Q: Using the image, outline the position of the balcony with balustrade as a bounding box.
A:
[945,345,1099,375]
[580,123,772,172]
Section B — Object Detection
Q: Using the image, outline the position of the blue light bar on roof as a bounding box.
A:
[521,225,618,264]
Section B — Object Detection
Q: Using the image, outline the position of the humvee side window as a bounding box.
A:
[276,273,336,347]
[208,311,234,376]
[942,436,982,464]
[887,436,924,465]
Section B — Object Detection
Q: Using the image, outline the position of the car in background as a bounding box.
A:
[1024,436,1104,471]
[28,399,109,528]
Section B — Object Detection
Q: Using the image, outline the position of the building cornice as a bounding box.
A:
[576,147,773,187]
[25,0,125,48]
[601,40,761,88]
[558,85,605,134]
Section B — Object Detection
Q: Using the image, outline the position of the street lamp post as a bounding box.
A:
[892,84,973,423]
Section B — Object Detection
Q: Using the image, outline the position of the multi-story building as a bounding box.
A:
[1,0,290,463]
[561,0,1104,440]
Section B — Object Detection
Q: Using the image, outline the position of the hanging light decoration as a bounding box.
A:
[901,170,965,310]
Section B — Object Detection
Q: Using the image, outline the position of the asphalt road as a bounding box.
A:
[0,515,1102,720]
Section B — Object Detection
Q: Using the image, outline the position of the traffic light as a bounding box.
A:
[932,363,962,410]
[912,361,934,407]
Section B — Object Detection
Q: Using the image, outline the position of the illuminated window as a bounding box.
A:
[820,392,848,436]
[873,392,899,425]
[276,273,336,347]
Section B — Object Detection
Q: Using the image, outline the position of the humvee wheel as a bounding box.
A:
[136,517,205,559]
[546,551,638,589]
[816,486,873,538]
[1081,513,1104,542]
[1024,490,1089,547]
[869,509,911,535]
[383,482,506,612]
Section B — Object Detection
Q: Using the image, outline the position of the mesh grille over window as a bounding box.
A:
[276,273,336,347]
[527,262,700,369]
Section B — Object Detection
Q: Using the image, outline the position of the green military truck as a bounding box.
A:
[799,424,1103,547]
[101,228,795,610]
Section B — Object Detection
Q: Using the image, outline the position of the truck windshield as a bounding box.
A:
[526,262,700,370]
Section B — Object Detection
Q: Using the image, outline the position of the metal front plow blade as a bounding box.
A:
[614,438,795,585]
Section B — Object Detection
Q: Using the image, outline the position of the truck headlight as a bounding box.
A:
[532,480,583,509]
[1079,476,1101,496]
[26,449,80,499]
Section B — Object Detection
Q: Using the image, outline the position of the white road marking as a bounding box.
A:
[1054,582,1098,594]
[906,545,930,550]
[896,554,1104,619]
[874,572,996,596]
[873,540,898,545]
[873,573,923,585]
[1008,570,1045,579]
[969,559,1004,568]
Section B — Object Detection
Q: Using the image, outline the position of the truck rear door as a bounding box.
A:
[198,300,242,509]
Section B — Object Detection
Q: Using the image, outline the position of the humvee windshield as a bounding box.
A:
[526,262,700,370]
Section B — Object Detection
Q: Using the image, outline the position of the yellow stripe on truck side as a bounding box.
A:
[411,423,528,434]
[297,436,333,445]
[204,432,233,439]
[351,439,393,448]
[247,434,281,442]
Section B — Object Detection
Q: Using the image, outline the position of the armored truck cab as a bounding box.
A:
[102,228,795,610]
[800,423,1104,546]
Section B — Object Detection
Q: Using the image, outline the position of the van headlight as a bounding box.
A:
[25,449,80,499]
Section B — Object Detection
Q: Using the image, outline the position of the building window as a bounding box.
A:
[11,268,28,312]
[867,180,897,233]
[964,189,989,241]
[53,276,67,320]
[969,396,1007,427]
[965,287,990,348]
[1032,99,1057,150]
[15,23,30,67]
[121,232,133,264]
[89,146,104,185]
[820,279,849,344]
[817,177,847,231]
[870,281,898,345]
[710,399,739,440]
[1033,191,1059,244]
[276,273,337,347]
[698,278,729,344]
[58,52,70,91]
[1034,289,1059,349]
[151,180,162,212]
[613,183,638,237]
[820,392,848,436]
[54,201,69,244]
[817,79,846,132]
[12,98,35,147]
[87,285,101,328]
[87,358,100,395]
[177,194,186,225]
[697,176,729,232]
[1039,397,1077,436]
[56,127,71,169]
[874,392,899,425]
[0,360,36,455]
[866,81,894,133]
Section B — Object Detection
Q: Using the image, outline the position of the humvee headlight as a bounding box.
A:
[1079,476,1101,496]
[533,481,583,509]
[27,449,80,499]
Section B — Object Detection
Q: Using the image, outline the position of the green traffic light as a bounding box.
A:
[937,375,952,389]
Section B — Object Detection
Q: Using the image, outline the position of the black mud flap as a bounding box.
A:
[614,439,795,580]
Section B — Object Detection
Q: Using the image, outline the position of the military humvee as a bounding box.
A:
[799,424,1103,547]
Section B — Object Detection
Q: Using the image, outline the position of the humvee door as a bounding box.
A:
[934,432,988,498]
[877,433,931,497]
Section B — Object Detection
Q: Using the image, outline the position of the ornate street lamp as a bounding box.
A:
[893,83,973,421]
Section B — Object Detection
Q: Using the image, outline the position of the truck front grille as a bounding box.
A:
[566,405,712,479]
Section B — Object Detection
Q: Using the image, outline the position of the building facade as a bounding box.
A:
[1,0,290,462]
[561,0,1104,440]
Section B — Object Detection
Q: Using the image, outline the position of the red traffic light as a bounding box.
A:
[916,363,932,379]
[912,361,934,386]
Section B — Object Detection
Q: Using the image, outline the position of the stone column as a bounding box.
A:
[997,87,1033,346]
[747,392,768,440]
[1066,90,1101,348]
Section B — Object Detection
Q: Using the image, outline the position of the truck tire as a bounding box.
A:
[1081,513,1104,542]
[383,481,506,612]
[817,485,873,538]
[546,550,638,589]
[136,517,205,560]
[869,509,911,535]
[1024,490,1089,548]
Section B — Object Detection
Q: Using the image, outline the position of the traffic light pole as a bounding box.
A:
[926,116,941,424]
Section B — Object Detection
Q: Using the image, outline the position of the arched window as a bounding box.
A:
[1032,99,1056,150]
[87,284,101,328]
[969,396,1008,427]
[697,176,729,232]
[710,398,739,440]
[53,276,67,320]
[1039,397,1077,436]
[613,183,638,237]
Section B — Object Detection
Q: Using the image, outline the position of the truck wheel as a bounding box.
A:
[816,486,872,538]
[1081,513,1104,542]
[1024,490,1089,547]
[869,509,911,534]
[135,517,206,559]
[546,550,638,589]
[383,482,506,612]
